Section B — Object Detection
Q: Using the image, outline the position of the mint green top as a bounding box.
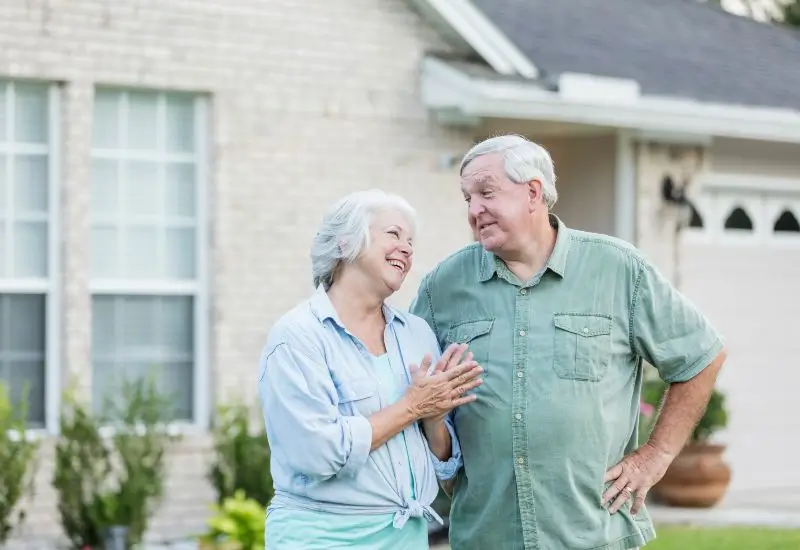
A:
[265,354,427,550]
[410,215,724,550]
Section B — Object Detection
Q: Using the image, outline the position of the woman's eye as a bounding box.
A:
[388,230,400,237]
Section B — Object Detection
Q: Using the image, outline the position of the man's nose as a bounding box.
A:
[468,199,484,218]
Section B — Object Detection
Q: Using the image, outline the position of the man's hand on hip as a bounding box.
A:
[602,442,675,516]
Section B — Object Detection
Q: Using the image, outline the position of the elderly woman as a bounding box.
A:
[258,189,483,550]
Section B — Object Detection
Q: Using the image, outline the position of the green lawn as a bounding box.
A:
[648,526,800,549]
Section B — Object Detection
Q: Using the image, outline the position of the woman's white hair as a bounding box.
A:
[311,189,417,290]
[460,134,558,208]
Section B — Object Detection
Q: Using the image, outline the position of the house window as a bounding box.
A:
[90,88,207,424]
[688,204,704,228]
[773,209,800,233]
[0,81,58,429]
[723,206,753,231]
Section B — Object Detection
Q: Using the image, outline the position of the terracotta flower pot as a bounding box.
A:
[651,443,731,508]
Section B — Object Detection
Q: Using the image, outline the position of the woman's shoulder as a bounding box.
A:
[263,299,325,356]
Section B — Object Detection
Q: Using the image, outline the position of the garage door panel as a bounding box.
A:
[674,184,800,496]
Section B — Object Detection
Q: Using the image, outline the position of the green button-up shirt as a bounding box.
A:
[410,216,724,550]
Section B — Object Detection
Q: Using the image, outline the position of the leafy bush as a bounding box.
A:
[199,490,265,550]
[639,378,728,444]
[208,403,273,507]
[0,383,39,544]
[53,376,178,549]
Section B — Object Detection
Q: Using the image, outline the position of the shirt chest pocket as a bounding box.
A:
[335,376,381,417]
[552,313,613,382]
[446,318,494,368]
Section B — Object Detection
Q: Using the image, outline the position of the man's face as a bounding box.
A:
[461,153,536,254]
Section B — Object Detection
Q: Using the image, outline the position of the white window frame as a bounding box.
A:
[0,80,61,435]
[682,173,800,249]
[89,89,209,432]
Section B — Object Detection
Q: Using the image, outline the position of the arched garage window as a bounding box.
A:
[723,206,754,231]
[773,210,800,233]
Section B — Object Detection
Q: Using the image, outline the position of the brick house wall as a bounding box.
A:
[1,0,475,543]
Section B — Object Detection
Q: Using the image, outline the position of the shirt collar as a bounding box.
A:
[309,284,407,327]
[478,214,571,282]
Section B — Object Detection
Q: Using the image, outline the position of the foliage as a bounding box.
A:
[779,0,800,27]
[53,376,178,549]
[199,490,265,550]
[639,377,729,445]
[208,403,274,507]
[0,383,39,544]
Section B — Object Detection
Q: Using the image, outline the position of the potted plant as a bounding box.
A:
[0,383,39,545]
[639,378,731,507]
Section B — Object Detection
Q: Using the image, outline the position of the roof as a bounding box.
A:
[467,0,800,111]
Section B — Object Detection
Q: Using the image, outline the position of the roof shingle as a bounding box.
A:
[469,0,800,110]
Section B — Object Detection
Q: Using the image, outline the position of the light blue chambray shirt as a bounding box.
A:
[257,285,461,528]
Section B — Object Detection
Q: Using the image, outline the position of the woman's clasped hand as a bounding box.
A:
[403,343,483,421]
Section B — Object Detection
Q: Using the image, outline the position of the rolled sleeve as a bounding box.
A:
[258,342,373,481]
[631,258,725,383]
[429,414,463,480]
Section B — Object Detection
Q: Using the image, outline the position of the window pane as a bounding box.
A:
[0,154,6,214]
[0,84,6,142]
[0,225,5,277]
[161,296,193,353]
[122,161,159,218]
[126,92,158,150]
[92,159,119,215]
[118,296,157,354]
[93,90,119,148]
[164,227,195,279]
[121,226,159,278]
[13,154,48,214]
[91,295,194,421]
[13,221,47,277]
[8,294,45,352]
[4,360,45,426]
[91,226,118,278]
[0,294,46,426]
[14,83,48,144]
[164,163,195,218]
[165,94,195,153]
[91,297,116,355]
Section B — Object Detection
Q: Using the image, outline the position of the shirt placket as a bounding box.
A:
[511,282,540,549]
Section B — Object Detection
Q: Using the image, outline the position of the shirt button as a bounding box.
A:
[515,413,522,420]
[516,371,523,378]
[583,327,589,334]
[519,288,527,295]
[519,330,526,336]
[517,457,525,465]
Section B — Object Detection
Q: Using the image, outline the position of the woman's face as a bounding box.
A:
[355,208,414,296]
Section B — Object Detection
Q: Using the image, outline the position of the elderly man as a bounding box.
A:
[410,135,726,550]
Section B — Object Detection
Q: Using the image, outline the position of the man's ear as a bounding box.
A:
[527,179,543,209]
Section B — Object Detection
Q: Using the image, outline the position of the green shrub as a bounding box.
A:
[52,376,178,549]
[208,403,273,507]
[639,377,728,445]
[199,490,265,550]
[0,383,39,544]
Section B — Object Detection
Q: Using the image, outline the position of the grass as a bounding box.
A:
[648,526,800,549]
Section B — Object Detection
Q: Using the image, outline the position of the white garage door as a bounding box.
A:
[679,180,800,497]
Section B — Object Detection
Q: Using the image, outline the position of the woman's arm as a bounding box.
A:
[259,340,481,481]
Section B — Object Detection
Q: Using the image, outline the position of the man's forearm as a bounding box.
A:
[422,419,451,461]
[648,350,727,457]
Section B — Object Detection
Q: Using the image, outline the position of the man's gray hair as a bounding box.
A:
[460,134,558,208]
[311,189,417,290]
